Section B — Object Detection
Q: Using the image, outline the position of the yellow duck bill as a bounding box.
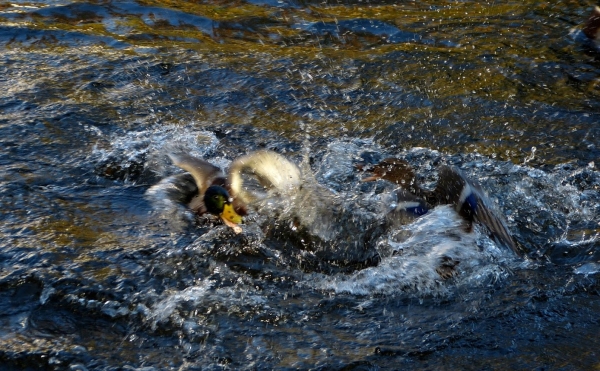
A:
[221,203,243,224]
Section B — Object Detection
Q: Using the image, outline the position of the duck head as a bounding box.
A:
[204,185,243,226]
[358,158,419,192]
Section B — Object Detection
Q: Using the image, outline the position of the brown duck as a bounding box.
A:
[359,158,519,255]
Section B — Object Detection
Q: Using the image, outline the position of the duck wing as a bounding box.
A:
[145,172,207,215]
[383,189,431,229]
[392,189,430,217]
[228,150,302,204]
[435,166,519,255]
[167,152,224,195]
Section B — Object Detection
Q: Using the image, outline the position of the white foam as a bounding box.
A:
[309,206,513,296]
[574,262,600,275]
[149,283,213,328]
[91,123,219,177]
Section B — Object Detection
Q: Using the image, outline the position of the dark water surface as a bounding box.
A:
[1,1,600,370]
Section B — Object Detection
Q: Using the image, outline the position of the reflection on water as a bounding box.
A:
[1,0,599,370]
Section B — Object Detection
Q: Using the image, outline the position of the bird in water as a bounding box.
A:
[358,158,520,255]
[162,150,302,233]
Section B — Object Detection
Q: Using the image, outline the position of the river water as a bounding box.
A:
[1,1,599,370]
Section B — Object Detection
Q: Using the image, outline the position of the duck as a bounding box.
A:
[166,150,302,233]
[357,158,520,255]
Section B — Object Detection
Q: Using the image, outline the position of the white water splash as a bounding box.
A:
[149,283,213,328]
[91,123,219,177]
[574,262,600,275]
[311,206,515,296]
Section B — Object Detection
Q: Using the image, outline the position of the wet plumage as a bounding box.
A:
[157,150,302,233]
[359,158,519,255]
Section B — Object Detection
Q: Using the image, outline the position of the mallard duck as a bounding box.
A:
[167,150,302,233]
[358,158,519,255]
